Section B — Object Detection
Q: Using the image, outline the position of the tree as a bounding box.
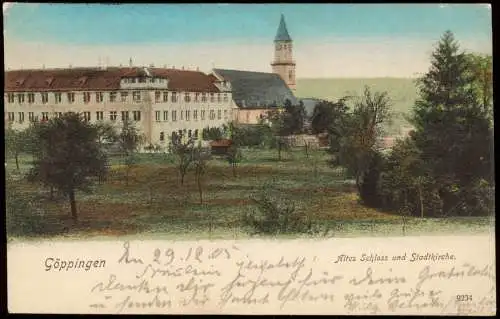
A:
[335,86,392,194]
[282,99,306,135]
[202,126,224,141]
[465,53,493,120]
[226,144,242,177]
[5,124,28,171]
[169,132,196,185]
[117,119,143,186]
[193,146,210,204]
[311,98,350,136]
[27,112,107,222]
[410,30,493,216]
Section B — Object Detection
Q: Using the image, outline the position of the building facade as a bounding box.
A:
[4,67,235,147]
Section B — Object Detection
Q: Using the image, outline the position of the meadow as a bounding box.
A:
[296,77,419,134]
[6,147,493,242]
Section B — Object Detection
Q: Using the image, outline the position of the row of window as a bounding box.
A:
[159,129,200,142]
[6,109,229,124]
[154,109,228,122]
[6,111,142,123]
[122,77,167,84]
[6,91,229,105]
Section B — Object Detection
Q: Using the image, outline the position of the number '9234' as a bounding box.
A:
[456,295,473,302]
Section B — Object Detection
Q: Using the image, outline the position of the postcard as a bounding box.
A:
[4,3,495,315]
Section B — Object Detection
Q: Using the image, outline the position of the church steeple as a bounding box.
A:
[271,14,296,92]
[275,14,292,42]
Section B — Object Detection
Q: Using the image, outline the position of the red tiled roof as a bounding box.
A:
[4,67,220,93]
[210,139,232,147]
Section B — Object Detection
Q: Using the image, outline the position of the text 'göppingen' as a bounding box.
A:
[334,252,456,264]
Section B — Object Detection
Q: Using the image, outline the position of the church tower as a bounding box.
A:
[271,14,296,91]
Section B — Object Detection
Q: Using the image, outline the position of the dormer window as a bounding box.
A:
[16,78,25,86]
[78,77,88,86]
[46,77,54,86]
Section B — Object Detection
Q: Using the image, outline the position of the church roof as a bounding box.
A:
[275,14,292,42]
[212,68,298,108]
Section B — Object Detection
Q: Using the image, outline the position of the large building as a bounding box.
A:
[4,15,298,146]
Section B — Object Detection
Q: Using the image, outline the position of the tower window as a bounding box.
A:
[289,70,293,81]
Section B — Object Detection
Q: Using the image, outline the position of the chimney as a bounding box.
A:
[172,65,175,69]
[42,64,45,69]
[181,66,184,70]
[196,66,199,71]
[129,57,133,67]
[163,64,166,68]
[69,64,72,69]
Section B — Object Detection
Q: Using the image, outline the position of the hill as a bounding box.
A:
[296,78,419,134]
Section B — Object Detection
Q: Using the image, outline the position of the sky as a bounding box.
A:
[3,3,492,78]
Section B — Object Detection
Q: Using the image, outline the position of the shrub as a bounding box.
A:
[241,184,315,235]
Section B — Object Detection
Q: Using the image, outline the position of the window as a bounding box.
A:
[121,92,128,102]
[155,111,161,122]
[67,92,75,103]
[133,111,141,121]
[171,92,177,103]
[17,93,25,104]
[180,110,184,121]
[96,92,103,103]
[7,93,15,103]
[133,91,141,102]
[110,111,117,121]
[105,92,114,103]
[121,111,129,121]
[83,112,91,122]
[41,112,49,121]
[18,112,24,123]
[54,93,62,104]
[172,110,177,121]
[163,111,168,121]
[201,110,206,120]
[155,91,161,103]
[224,110,228,119]
[217,94,221,103]
[184,92,191,103]
[289,70,293,81]
[138,77,146,83]
[41,93,49,104]
[131,78,136,83]
[83,92,91,104]
[185,110,190,121]
[57,112,63,118]
[201,93,207,103]
[28,112,35,122]
[163,91,168,102]
[217,110,222,120]
[210,110,215,120]
[194,93,200,102]
[193,110,198,120]
[223,93,228,103]
[188,129,192,138]
[96,111,104,121]
[194,129,199,139]
[210,93,215,103]
[28,93,35,104]
[160,132,165,142]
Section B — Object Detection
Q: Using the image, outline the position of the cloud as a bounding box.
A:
[4,36,492,78]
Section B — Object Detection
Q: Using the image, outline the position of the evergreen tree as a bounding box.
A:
[408,31,493,216]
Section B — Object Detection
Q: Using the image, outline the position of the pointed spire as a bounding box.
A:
[275,14,292,42]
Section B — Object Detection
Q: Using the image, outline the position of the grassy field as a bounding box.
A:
[296,78,419,134]
[6,148,493,241]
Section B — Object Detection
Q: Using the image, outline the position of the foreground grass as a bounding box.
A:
[6,149,493,241]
